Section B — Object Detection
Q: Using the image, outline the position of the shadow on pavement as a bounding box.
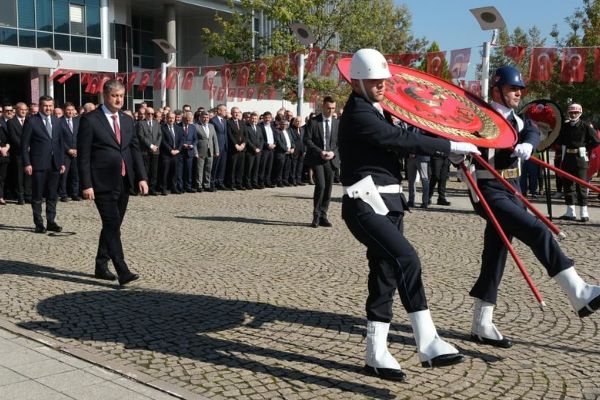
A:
[0,260,115,289]
[20,289,399,398]
[177,215,309,227]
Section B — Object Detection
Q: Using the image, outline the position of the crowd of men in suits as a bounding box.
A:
[0,98,343,209]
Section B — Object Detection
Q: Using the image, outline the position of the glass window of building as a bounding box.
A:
[70,4,86,35]
[0,0,17,28]
[18,0,35,30]
[36,0,53,32]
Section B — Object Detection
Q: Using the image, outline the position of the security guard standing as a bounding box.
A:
[556,103,600,222]
[339,49,478,381]
[467,66,600,349]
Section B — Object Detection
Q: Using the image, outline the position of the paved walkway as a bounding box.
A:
[1,179,600,399]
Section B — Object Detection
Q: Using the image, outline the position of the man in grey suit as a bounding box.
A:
[195,111,219,192]
[136,107,162,195]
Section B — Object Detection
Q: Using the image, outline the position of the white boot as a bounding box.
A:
[364,321,405,381]
[408,310,463,367]
[554,267,600,317]
[471,299,513,348]
[580,206,589,222]
[560,205,577,220]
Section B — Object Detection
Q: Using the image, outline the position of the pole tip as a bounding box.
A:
[539,301,546,309]
[558,232,567,240]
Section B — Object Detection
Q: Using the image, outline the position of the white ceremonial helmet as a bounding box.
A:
[350,49,391,80]
[567,103,582,122]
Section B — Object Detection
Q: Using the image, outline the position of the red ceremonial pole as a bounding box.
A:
[459,163,546,309]
[472,154,566,240]
[529,155,600,194]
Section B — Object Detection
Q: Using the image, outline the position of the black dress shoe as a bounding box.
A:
[60,197,70,202]
[319,218,332,227]
[206,187,215,192]
[118,272,140,286]
[34,225,47,234]
[471,334,513,348]
[559,215,577,221]
[580,217,590,223]
[149,191,157,196]
[363,365,407,382]
[421,353,465,368]
[94,268,117,281]
[71,196,82,201]
[297,182,307,186]
[161,191,168,196]
[437,198,451,206]
[17,198,25,205]
[578,294,600,318]
[46,222,62,232]
[310,217,319,228]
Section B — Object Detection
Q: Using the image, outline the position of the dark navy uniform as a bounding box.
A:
[557,120,600,206]
[469,103,572,304]
[339,92,452,321]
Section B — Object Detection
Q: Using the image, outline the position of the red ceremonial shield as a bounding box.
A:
[337,58,517,149]
[519,99,562,151]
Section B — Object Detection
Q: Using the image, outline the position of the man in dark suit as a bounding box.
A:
[7,102,32,204]
[272,117,295,187]
[258,111,276,188]
[78,79,148,286]
[136,107,161,195]
[226,106,246,190]
[58,102,81,201]
[21,95,65,233]
[210,104,228,190]
[243,112,263,190]
[159,111,183,195]
[290,116,306,186]
[178,111,198,192]
[194,111,219,192]
[304,96,340,228]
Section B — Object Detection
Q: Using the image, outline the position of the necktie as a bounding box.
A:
[44,116,52,138]
[111,115,126,176]
[170,125,175,143]
[235,120,239,129]
[324,119,330,151]
[67,119,73,133]
[148,120,152,129]
[19,118,24,126]
[184,125,188,134]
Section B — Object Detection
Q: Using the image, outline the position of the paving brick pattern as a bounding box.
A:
[0,182,599,399]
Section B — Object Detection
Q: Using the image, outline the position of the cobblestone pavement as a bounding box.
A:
[1,180,599,399]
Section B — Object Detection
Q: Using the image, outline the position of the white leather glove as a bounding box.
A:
[449,141,480,155]
[511,143,533,160]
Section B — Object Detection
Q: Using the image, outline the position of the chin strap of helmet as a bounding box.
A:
[359,79,376,103]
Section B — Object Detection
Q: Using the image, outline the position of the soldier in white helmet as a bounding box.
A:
[338,49,480,381]
[557,103,600,222]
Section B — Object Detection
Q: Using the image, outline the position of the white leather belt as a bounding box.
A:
[343,184,402,194]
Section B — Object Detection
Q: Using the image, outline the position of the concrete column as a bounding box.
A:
[166,4,177,108]
[30,69,40,104]
[100,0,110,58]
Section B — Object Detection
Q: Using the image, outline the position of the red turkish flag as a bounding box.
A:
[272,55,287,80]
[181,67,198,91]
[237,88,246,101]
[426,51,446,77]
[236,63,250,87]
[384,54,401,65]
[227,88,236,101]
[153,68,162,90]
[165,68,179,90]
[289,51,300,75]
[49,69,64,81]
[79,73,90,86]
[137,70,152,93]
[305,47,322,74]
[467,80,481,98]
[398,53,421,67]
[115,73,126,84]
[257,86,266,100]
[504,45,527,64]
[57,71,75,84]
[255,60,268,84]
[202,68,217,90]
[221,64,232,88]
[84,74,98,94]
[449,48,471,79]
[594,48,600,81]
[561,48,588,83]
[321,50,338,77]
[126,71,138,92]
[266,86,277,100]
[216,87,225,101]
[96,74,111,94]
[529,48,558,82]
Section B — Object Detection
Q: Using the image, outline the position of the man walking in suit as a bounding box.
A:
[290,116,306,186]
[304,96,339,228]
[243,112,263,190]
[210,104,228,190]
[7,102,32,204]
[159,112,183,195]
[78,79,148,286]
[194,111,219,192]
[226,107,246,190]
[136,107,161,195]
[258,111,276,188]
[272,117,295,187]
[179,111,198,192]
[59,102,81,202]
[21,95,65,233]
